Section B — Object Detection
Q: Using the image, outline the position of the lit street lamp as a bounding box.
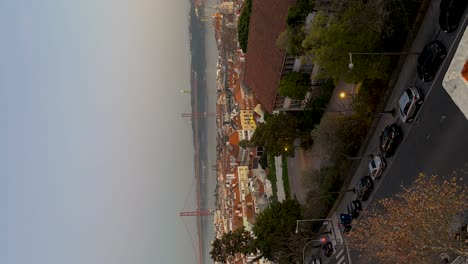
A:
[348,51,420,70]
[338,91,356,99]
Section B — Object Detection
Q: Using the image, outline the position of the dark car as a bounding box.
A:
[347,200,363,218]
[379,124,402,157]
[417,40,447,82]
[339,213,353,233]
[355,176,374,201]
[439,0,467,33]
[398,86,424,123]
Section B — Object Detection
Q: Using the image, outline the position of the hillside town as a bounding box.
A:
[210,0,349,262]
[207,0,468,263]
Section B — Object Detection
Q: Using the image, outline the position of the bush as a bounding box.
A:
[278,72,311,100]
[267,153,278,201]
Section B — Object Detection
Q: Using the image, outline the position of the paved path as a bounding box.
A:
[274,156,286,201]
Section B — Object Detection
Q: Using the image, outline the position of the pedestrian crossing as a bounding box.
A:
[335,248,346,264]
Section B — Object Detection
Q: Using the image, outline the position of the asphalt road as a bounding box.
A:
[329,1,468,263]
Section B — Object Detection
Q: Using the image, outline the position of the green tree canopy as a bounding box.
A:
[278,71,311,100]
[286,0,313,27]
[238,0,252,52]
[251,112,299,156]
[252,199,304,262]
[209,228,257,262]
[302,2,392,82]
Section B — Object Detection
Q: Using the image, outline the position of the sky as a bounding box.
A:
[1,1,197,263]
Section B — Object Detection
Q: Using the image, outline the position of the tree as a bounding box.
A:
[252,199,304,262]
[276,27,306,56]
[238,0,252,52]
[347,174,468,263]
[286,0,312,27]
[250,112,299,156]
[255,113,296,151]
[278,72,311,100]
[209,228,257,262]
[302,3,391,82]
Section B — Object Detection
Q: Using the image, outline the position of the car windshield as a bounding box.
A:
[384,127,390,137]
[370,160,376,169]
[406,89,414,100]
[419,43,438,66]
[399,90,412,116]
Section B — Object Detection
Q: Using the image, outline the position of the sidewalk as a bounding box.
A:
[274,156,286,202]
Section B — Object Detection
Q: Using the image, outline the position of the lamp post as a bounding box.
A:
[348,52,420,69]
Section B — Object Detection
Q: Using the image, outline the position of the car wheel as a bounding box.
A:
[417,100,424,105]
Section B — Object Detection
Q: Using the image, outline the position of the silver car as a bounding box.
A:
[369,155,386,180]
[398,86,424,123]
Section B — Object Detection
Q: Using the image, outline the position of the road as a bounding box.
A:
[325,1,468,263]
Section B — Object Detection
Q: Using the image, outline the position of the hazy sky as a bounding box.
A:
[1,1,197,263]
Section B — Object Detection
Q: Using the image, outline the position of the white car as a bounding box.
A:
[398,86,424,123]
[369,155,386,180]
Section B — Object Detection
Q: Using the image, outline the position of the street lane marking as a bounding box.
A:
[337,255,346,264]
[336,249,344,259]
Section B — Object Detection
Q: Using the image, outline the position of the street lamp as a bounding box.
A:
[348,52,420,70]
[338,91,356,99]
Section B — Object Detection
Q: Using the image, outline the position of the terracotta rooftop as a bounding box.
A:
[242,0,297,113]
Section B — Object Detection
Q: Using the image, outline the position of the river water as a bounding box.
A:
[189,1,219,262]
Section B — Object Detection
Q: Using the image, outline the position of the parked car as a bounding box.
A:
[417,40,447,82]
[379,124,402,157]
[439,0,467,33]
[347,200,363,218]
[339,213,353,233]
[355,176,374,201]
[398,86,424,123]
[369,155,386,180]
